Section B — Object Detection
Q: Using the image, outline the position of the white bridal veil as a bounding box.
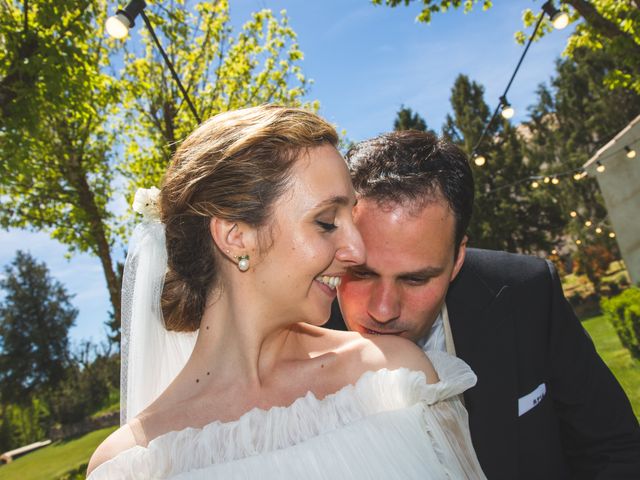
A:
[120,188,198,424]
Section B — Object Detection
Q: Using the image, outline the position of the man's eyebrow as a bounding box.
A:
[313,195,354,208]
[351,265,444,277]
[397,266,444,277]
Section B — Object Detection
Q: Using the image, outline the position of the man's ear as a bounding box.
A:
[449,235,467,282]
[209,217,255,260]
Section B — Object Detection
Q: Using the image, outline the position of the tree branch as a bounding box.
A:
[565,0,638,46]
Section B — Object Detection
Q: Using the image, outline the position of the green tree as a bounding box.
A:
[48,341,119,425]
[393,105,431,132]
[0,398,49,452]
[525,47,640,251]
[371,0,640,93]
[0,0,123,332]
[573,243,616,295]
[0,251,77,404]
[443,74,563,252]
[118,0,314,200]
[1,1,313,339]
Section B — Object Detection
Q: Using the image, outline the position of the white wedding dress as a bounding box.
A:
[89,351,486,479]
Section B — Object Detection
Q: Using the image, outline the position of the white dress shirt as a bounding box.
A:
[418,303,456,355]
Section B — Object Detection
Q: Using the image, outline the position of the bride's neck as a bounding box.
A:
[183,282,300,388]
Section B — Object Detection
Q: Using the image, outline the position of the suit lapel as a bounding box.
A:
[447,267,519,479]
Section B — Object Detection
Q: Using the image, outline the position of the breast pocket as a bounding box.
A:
[518,382,546,417]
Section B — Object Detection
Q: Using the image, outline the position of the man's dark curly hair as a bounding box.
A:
[346,130,474,251]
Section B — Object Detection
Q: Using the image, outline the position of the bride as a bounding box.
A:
[87,105,486,478]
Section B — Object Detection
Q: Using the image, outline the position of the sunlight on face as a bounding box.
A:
[252,144,365,326]
[338,198,464,342]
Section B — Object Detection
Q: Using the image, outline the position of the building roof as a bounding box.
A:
[583,114,640,169]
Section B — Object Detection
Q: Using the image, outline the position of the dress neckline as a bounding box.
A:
[90,351,477,479]
[142,366,410,447]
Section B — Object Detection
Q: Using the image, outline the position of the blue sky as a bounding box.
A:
[0,0,573,345]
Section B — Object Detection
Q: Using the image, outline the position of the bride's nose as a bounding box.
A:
[336,223,366,266]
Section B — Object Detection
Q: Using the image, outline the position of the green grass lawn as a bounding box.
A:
[0,425,117,480]
[583,314,640,420]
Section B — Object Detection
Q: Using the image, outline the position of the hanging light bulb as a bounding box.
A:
[584,220,592,227]
[595,227,603,234]
[531,180,540,189]
[543,176,551,184]
[609,232,616,238]
[542,1,569,30]
[596,161,605,173]
[573,172,582,181]
[575,239,582,245]
[500,96,514,119]
[473,154,486,167]
[551,177,560,185]
[625,146,637,159]
[551,249,558,255]
[106,13,131,38]
[105,0,147,39]
[570,211,577,218]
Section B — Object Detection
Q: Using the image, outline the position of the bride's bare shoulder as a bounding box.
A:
[86,420,143,476]
[304,325,438,384]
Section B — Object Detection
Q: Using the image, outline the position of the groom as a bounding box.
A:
[329,130,640,479]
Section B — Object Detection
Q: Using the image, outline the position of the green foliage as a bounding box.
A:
[1,0,314,338]
[0,251,77,404]
[371,0,492,24]
[48,348,119,426]
[525,48,640,251]
[582,313,640,420]
[0,0,122,331]
[393,105,431,132]
[573,244,617,294]
[0,398,49,453]
[117,0,314,207]
[601,287,640,360]
[0,345,119,451]
[442,74,563,253]
[520,1,640,94]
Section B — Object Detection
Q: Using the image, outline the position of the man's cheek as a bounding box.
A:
[338,282,368,315]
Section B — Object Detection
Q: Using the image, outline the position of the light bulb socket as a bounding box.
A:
[117,0,147,29]
[542,1,560,20]
[499,96,514,119]
[542,1,568,29]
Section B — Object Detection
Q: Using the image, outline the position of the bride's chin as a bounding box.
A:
[301,308,332,328]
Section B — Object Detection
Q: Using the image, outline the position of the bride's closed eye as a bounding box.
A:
[316,220,337,232]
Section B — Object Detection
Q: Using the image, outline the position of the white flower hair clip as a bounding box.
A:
[132,187,161,220]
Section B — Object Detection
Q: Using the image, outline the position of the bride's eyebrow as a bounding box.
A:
[313,195,353,209]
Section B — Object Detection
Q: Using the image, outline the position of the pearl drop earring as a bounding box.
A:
[236,254,250,272]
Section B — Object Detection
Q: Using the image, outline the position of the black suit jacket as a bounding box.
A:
[329,248,640,479]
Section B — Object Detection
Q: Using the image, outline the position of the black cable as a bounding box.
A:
[471,9,547,158]
[140,11,202,124]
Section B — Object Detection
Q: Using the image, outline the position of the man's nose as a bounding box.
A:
[367,282,401,324]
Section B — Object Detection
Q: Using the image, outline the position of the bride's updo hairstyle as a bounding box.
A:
[160,105,338,332]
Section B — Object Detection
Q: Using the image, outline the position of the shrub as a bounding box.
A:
[601,287,640,359]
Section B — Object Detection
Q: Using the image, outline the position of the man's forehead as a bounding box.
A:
[356,192,452,218]
[354,195,457,268]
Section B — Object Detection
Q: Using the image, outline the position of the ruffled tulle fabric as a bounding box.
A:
[89,351,486,479]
